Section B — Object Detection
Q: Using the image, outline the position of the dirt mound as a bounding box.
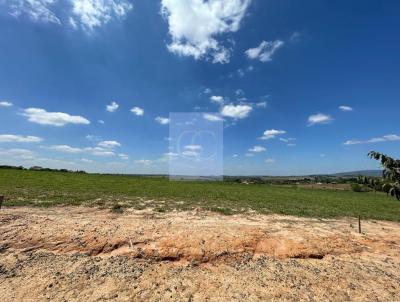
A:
[0,207,400,301]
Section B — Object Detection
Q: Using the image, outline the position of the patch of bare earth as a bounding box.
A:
[0,207,399,301]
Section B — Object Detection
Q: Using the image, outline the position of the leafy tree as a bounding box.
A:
[368,151,400,200]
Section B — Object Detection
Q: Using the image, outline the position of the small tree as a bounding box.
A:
[368,151,400,200]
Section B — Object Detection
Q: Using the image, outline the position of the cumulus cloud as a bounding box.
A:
[22,108,90,126]
[161,0,251,63]
[0,134,42,143]
[307,113,333,126]
[47,144,83,153]
[70,0,133,31]
[0,148,35,160]
[45,139,121,156]
[344,134,400,145]
[155,116,170,125]
[0,101,13,107]
[3,0,133,31]
[106,101,119,112]
[88,147,115,156]
[339,105,353,112]
[260,129,286,140]
[245,40,284,62]
[265,158,275,163]
[220,104,252,119]
[210,95,224,105]
[97,140,121,148]
[130,106,144,116]
[203,113,223,122]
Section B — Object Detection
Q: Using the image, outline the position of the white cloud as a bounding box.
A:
[279,137,296,147]
[47,144,83,153]
[0,148,35,160]
[130,106,144,116]
[344,134,400,145]
[134,159,153,165]
[235,89,244,96]
[163,152,179,158]
[307,113,333,126]
[70,0,133,31]
[5,0,133,31]
[118,153,129,160]
[256,101,267,108]
[45,141,120,156]
[80,158,94,163]
[245,40,284,62]
[86,147,115,156]
[182,150,199,157]
[155,116,170,125]
[6,0,61,24]
[106,101,119,112]
[161,0,251,63]
[260,129,286,140]
[203,113,223,121]
[245,153,254,157]
[210,95,224,104]
[86,134,102,141]
[0,101,13,107]
[220,104,252,119]
[279,137,295,143]
[265,158,275,164]
[232,154,238,158]
[0,134,42,143]
[203,88,212,94]
[339,105,353,112]
[248,145,266,153]
[97,140,121,148]
[22,108,90,126]
[98,120,105,124]
[184,144,202,151]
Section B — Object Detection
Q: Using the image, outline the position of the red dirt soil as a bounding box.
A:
[0,206,399,301]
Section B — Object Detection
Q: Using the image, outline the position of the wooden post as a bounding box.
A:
[0,196,3,210]
[358,215,361,234]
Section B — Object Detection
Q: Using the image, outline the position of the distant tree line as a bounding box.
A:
[0,165,86,174]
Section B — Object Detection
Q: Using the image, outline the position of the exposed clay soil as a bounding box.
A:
[0,206,399,301]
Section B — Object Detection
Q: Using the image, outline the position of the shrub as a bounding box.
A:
[351,183,363,192]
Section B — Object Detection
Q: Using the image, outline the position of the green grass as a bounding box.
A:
[1,169,400,221]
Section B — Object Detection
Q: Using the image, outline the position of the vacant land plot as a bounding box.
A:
[1,169,400,220]
[0,207,399,301]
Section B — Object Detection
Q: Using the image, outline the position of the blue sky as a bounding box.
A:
[0,0,399,175]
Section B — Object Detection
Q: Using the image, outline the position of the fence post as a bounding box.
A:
[0,196,4,210]
[358,215,361,234]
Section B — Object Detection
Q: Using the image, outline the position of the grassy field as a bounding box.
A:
[1,169,400,221]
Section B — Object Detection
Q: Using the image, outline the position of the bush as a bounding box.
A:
[351,183,363,192]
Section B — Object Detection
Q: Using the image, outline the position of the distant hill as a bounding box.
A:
[331,170,382,177]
